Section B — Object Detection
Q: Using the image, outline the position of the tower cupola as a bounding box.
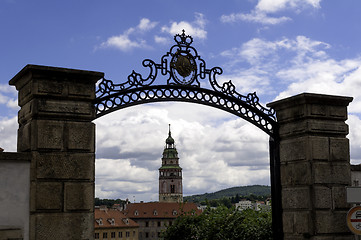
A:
[166,124,175,147]
[159,124,183,203]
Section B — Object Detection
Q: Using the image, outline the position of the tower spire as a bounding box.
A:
[159,125,183,203]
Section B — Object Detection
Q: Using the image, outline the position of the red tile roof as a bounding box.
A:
[94,208,139,229]
[123,202,202,219]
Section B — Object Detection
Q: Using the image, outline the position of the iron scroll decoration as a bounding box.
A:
[94,30,277,137]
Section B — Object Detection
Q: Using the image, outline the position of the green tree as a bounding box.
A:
[161,206,272,240]
[220,197,232,208]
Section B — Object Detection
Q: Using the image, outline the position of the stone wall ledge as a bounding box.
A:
[268,93,353,113]
[0,152,31,162]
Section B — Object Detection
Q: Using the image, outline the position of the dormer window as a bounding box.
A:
[96,218,103,226]
[122,218,129,225]
[107,218,115,225]
[134,210,139,216]
[153,210,158,216]
[172,210,177,216]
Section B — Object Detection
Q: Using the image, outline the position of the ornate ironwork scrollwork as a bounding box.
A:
[95,30,277,136]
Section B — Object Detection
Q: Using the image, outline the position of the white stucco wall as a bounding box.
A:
[0,158,30,240]
[351,170,361,186]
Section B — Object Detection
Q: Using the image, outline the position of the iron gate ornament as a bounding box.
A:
[94,30,277,137]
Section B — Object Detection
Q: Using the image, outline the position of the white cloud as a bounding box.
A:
[154,35,168,45]
[100,18,158,51]
[0,116,17,152]
[221,0,321,25]
[221,10,291,25]
[347,115,361,164]
[161,13,207,39]
[94,103,270,201]
[256,0,321,13]
[137,18,158,32]
[0,85,17,108]
[220,34,361,165]
[219,35,331,96]
[236,36,329,66]
[101,35,146,52]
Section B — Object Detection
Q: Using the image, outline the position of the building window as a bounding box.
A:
[145,221,149,227]
[172,210,177,215]
[145,232,149,238]
[103,232,108,238]
[153,210,158,215]
[119,231,122,238]
[107,218,115,226]
[158,232,161,237]
[134,210,139,216]
[96,218,103,226]
[123,218,129,225]
[133,231,136,236]
[111,232,115,238]
[158,221,161,227]
[169,221,172,226]
[94,233,99,239]
[126,231,130,237]
[171,184,175,193]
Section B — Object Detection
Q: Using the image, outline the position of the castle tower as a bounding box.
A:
[159,125,183,203]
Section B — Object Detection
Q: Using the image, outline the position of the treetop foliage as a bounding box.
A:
[161,206,272,240]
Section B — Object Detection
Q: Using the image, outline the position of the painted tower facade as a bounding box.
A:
[159,125,183,203]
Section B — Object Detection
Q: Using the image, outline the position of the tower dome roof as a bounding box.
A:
[166,135,174,144]
[166,124,175,145]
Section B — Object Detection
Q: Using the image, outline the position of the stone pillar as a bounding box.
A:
[268,93,353,240]
[10,65,104,240]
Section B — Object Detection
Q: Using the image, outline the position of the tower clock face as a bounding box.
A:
[170,51,197,85]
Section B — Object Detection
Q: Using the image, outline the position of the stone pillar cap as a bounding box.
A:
[267,92,353,111]
[9,64,104,88]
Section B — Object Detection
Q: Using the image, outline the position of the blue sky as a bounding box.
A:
[1,0,361,202]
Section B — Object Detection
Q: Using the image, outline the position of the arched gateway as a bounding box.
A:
[93,31,282,239]
[4,31,353,240]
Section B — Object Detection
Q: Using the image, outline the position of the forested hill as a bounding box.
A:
[184,185,271,202]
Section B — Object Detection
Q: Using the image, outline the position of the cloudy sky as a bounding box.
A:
[1,0,361,202]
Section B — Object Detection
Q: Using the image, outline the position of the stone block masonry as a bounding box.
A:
[268,93,354,239]
[10,65,103,240]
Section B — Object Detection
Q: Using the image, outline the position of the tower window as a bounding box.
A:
[171,184,175,193]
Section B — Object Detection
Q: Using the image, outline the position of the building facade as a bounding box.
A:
[122,202,200,240]
[159,125,183,203]
[94,207,139,240]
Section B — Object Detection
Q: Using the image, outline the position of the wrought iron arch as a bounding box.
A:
[94,30,277,138]
[93,31,283,239]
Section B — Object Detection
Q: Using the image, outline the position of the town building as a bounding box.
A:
[235,200,253,210]
[123,202,200,240]
[159,125,183,203]
[94,206,139,240]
